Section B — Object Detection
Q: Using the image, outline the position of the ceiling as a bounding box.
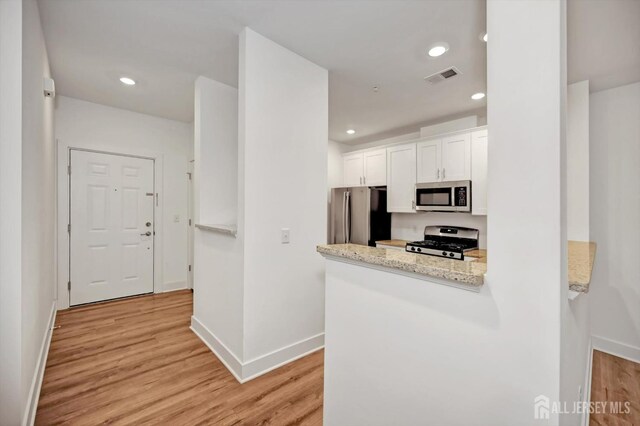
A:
[38,0,487,144]
[568,0,640,93]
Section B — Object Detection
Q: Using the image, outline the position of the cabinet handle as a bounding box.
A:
[443,168,446,179]
[363,176,366,185]
[359,176,362,185]
[437,168,440,180]
[412,200,415,210]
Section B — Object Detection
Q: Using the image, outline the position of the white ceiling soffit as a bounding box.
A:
[38,0,487,143]
[568,0,640,93]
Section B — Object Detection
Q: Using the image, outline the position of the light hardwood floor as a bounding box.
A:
[36,290,324,425]
[590,350,640,425]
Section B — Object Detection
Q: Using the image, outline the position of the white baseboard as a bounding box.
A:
[582,338,594,426]
[190,316,244,382]
[190,315,324,383]
[592,335,640,363]
[241,332,324,381]
[162,281,188,293]
[22,302,56,426]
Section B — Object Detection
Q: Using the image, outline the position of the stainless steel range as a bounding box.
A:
[405,226,479,260]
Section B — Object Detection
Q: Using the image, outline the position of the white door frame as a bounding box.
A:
[56,140,165,310]
[187,160,194,290]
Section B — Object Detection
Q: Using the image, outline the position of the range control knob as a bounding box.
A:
[417,248,422,252]
[442,251,447,256]
[449,253,455,257]
[411,247,416,251]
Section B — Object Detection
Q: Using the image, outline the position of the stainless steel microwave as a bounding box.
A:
[415,180,471,212]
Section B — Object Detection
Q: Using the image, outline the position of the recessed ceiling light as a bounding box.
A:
[428,43,449,57]
[471,92,486,100]
[119,77,136,86]
[346,129,356,135]
[482,33,488,42]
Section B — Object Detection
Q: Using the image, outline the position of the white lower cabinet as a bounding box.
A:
[386,143,417,213]
[471,129,488,215]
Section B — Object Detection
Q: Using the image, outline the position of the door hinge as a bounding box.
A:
[67,165,71,175]
[187,172,192,180]
[67,224,71,233]
[188,265,192,272]
[67,281,71,291]
[188,219,192,226]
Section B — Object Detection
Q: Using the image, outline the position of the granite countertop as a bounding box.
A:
[335,239,595,293]
[568,241,596,292]
[375,239,409,248]
[317,244,486,287]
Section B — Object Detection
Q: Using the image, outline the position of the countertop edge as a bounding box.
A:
[317,245,484,288]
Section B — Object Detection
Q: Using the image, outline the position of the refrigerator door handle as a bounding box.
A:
[342,191,347,243]
[345,191,351,243]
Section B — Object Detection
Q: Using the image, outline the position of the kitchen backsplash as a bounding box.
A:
[391,212,488,248]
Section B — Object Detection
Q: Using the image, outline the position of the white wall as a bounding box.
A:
[192,28,328,381]
[1,0,56,422]
[0,1,24,423]
[567,81,590,241]
[194,77,238,225]
[486,0,565,420]
[241,28,328,362]
[192,76,245,360]
[21,0,56,421]
[589,82,640,354]
[55,96,193,296]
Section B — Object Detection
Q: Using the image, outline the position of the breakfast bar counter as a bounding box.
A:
[317,243,486,288]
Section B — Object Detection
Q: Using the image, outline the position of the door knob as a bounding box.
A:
[141,231,151,237]
[146,222,151,227]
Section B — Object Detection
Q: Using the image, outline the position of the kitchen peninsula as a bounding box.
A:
[317,240,596,425]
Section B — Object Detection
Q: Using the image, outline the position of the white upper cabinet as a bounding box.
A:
[471,129,488,215]
[386,143,417,213]
[416,139,441,183]
[441,133,471,181]
[363,149,387,186]
[343,152,364,186]
[342,149,387,187]
[416,132,471,183]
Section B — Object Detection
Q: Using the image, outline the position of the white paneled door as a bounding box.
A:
[70,150,154,305]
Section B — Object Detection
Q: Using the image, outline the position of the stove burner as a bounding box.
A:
[405,226,479,260]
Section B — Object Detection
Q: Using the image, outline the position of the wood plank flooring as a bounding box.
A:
[590,350,640,425]
[36,290,324,425]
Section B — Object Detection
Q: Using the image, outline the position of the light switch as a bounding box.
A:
[281,228,290,244]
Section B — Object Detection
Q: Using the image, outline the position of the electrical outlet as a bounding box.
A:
[281,228,290,244]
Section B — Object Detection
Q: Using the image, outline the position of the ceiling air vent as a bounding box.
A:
[424,67,461,84]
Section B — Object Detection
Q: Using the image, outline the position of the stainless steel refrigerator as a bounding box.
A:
[330,187,391,246]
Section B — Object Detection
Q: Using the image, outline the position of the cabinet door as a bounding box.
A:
[416,139,441,183]
[441,133,471,181]
[343,152,364,187]
[471,129,488,215]
[363,149,387,186]
[386,143,417,213]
